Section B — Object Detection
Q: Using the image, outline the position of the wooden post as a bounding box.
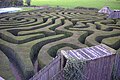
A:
[112,49,120,80]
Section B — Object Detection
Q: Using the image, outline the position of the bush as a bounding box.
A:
[64,59,86,80]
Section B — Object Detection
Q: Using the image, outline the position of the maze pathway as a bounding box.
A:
[0,7,120,80]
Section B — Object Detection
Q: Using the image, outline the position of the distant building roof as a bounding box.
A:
[98,6,113,14]
[108,10,120,19]
[0,76,5,80]
[61,44,116,61]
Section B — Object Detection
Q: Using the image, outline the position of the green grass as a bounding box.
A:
[24,0,120,9]
[18,7,35,12]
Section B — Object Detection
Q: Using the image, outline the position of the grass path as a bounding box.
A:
[24,0,120,9]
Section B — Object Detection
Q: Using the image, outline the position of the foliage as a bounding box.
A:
[64,58,87,80]
[26,0,31,6]
[0,0,23,7]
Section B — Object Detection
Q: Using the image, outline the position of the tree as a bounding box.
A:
[1,0,12,7]
[26,0,31,6]
[0,0,23,7]
[15,0,23,6]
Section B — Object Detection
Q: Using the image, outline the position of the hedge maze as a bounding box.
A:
[0,7,120,80]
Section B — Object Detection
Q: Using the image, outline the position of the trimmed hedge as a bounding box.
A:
[0,50,15,80]
[102,36,120,50]
[0,44,28,80]
[100,19,115,25]
[17,17,56,35]
[95,22,113,31]
[30,34,66,65]
[0,31,45,44]
[85,29,120,46]
[74,21,86,28]
[48,43,79,58]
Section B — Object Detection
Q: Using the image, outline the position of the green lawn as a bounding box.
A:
[24,0,120,9]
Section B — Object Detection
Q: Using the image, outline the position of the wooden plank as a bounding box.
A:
[84,55,115,80]
[30,56,61,80]
[112,50,120,79]
[61,44,116,61]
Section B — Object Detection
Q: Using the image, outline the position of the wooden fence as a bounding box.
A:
[29,55,63,80]
[50,69,64,80]
[29,44,117,80]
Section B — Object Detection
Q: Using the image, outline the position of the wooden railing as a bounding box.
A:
[29,56,63,80]
[50,69,64,80]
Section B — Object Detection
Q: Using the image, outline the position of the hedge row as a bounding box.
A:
[0,44,29,80]
[85,29,120,47]
[102,36,120,50]
[30,34,66,68]
[17,17,56,35]
[0,31,45,44]
[0,49,15,80]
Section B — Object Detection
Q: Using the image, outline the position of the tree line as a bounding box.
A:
[0,0,31,7]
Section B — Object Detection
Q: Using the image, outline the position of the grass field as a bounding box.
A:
[24,0,120,9]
